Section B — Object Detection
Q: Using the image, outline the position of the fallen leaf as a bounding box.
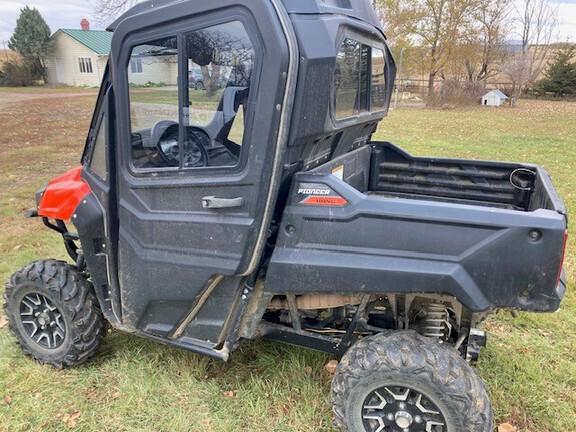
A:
[0,316,8,329]
[223,390,235,398]
[4,395,13,404]
[498,423,517,432]
[325,360,338,374]
[63,411,80,428]
[304,366,312,375]
[111,391,121,399]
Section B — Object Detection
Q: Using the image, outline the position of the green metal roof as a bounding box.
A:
[58,29,113,55]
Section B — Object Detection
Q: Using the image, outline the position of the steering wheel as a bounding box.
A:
[150,121,210,168]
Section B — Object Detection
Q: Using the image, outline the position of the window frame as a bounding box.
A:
[130,58,143,74]
[332,33,388,121]
[78,57,93,74]
[87,111,108,181]
[122,16,261,178]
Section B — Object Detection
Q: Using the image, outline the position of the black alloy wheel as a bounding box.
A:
[19,292,67,349]
[362,385,446,431]
[331,331,493,432]
[4,259,105,368]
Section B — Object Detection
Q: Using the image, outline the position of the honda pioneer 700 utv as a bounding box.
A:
[4,0,568,431]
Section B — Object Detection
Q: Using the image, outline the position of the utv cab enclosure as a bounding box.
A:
[4,0,567,431]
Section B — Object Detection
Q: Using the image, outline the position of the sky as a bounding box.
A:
[556,0,576,41]
[0,0,575,48]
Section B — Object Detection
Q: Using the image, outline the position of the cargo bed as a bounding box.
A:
[367,142,565,213]
[266,143,567,312]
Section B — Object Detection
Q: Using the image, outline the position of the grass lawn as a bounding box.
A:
[0,91,575,431]
[129,87,225,108]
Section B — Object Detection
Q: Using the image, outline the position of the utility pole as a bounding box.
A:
[393,47,405,109]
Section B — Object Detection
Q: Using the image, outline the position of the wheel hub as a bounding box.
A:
[362,386,446,431]
[19,293,66,349]
[395,411,413,428]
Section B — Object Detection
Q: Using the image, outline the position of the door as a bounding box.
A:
[55,58,64,83]
[111,1,292,341]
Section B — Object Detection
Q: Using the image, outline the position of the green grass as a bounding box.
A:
[0,93,575,431]
[0,86,96,93]
[129,87,225,108]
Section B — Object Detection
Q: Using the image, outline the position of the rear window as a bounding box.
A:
[334,39,387,119]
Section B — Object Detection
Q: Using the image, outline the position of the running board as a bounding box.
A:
[134,330,229,361]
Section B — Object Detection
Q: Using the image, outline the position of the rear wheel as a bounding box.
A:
[331,331,492,432]
[3,259,105,368]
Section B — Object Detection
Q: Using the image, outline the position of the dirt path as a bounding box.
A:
[0,90,97,111]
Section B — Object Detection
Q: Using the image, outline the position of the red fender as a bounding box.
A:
[38,167,91,221]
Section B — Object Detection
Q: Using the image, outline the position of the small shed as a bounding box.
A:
[481,90,508,107]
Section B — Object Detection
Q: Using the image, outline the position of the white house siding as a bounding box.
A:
[127,55,178,86]
[45,32,106,87]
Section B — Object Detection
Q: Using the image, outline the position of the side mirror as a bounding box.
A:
[186,31,215,67]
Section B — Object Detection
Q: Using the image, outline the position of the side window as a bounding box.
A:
[334,39,386,119]
[334,39,360,118]
[127,21,255,171]
[183,22,254,168]
[371,48,386,110]
[128,36,179,169]
[89,115,107,181]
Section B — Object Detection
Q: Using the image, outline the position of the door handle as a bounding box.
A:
[202,196,244,209]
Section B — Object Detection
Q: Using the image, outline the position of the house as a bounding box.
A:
[45,19,178,87]
[481,90,509,107]
[45,20,111,87]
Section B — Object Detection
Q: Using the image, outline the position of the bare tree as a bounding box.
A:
[462,0,511,82]
[93,0,140,26]
[504,0,559,96]
[415,0,479,101]
[186,28,254,97]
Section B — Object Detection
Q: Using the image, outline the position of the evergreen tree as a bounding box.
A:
[534,44,576,97]
[8,7,55,83]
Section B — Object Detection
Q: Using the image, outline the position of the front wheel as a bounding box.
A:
[3,259,105,369]
[331,331,492,432]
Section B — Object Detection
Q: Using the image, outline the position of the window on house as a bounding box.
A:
[78,57,93,73]
[334,39,387,119]
[130,58,143,74]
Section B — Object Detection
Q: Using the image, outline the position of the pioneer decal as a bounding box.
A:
[294,182,348,207]
[297,188,331,195]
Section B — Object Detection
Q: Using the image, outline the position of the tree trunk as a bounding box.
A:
[427,71,437,105]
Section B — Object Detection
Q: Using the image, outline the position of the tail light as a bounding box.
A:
[556,229,568,286]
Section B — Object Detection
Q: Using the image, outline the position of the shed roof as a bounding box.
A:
[57,29,113,55]
[483,90,508,99]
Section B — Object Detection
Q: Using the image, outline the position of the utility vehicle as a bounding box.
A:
[4,0,568,431]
